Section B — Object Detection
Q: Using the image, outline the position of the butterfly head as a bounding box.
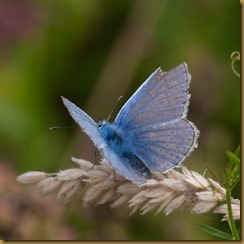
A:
[97,120,108,129]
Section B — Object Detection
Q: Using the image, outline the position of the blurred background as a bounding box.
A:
[0,0,240,240]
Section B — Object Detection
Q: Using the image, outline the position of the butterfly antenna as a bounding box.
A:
[106,95,123,122]
[49,125,77,130]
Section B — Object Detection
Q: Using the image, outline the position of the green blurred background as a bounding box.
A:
[0,0,240,240]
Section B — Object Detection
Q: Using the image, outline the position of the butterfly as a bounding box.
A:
[62,63,199,186]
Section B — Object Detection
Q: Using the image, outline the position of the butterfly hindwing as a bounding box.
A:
[101,145,147,185]
[132,118,198,172]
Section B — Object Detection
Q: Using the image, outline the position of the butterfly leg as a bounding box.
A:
[88,147,102,170]
[111,169,117,182]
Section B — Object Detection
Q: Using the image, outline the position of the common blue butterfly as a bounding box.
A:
[62,63,199,185]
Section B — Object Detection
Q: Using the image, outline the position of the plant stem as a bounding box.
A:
[226,189,239,240]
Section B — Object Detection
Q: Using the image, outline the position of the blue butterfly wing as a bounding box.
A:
[62,97,105,149]
[115,63,199,172]
[116,63,191,129]
[101,146,147,185]
[133,118,198,171]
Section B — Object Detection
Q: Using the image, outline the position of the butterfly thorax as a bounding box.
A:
[98,121,123,147]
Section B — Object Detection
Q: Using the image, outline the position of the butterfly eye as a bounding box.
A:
[97,122,102,128]
[97,120,102,128]
[98,120,107,129]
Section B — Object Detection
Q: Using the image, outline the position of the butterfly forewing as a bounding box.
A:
[115,63,191,131]
[62,97,105,149]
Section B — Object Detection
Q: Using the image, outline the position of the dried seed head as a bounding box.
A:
[161,178,188,191]
[145,187,167,198]
[86,169,110,180]
[71,157,93,169]
[116,182,140,195]
[111,195,131,208]
[184,174,205,189]
[155,192,176,215]
[140,201,158,215]
[34,177,61,196]
[214,199,240,221]
[208,178,226,195]
[16,171,48,183]
[83,185,105,207]
[142,179,160,187]
[165,195,186,215]
[96,188,115,205]
[57,179,81,204]
[129,189,152,207]
[16,157,240,221]
[190,171,210,188]
[57,168,87,181]
[192,200,218,214]
[166,169,184,180]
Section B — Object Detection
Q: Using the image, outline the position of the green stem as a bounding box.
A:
[226,189,239,240]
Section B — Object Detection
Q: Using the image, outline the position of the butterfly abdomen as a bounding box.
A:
[121,151,151,178]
